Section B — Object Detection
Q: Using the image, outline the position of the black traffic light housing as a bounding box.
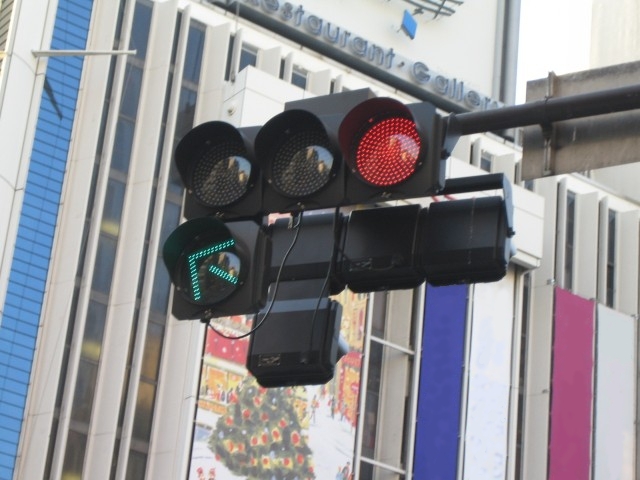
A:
[172,90,460,221]
[420,173,515,286]
[164,89,516,323]
[246,280,347,388]
[162,217,271,319]
[339,204,424,293]
[268,211,345,294]
[255,89,375,214]
[255,109,344,214]
[174,121,262,220]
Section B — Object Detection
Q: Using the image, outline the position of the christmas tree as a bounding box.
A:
[209,376,315,479]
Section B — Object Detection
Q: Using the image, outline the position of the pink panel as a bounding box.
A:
[548,288,595,480]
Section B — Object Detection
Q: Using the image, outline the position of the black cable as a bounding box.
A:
[206,212,303,340]
[303,207,341,361]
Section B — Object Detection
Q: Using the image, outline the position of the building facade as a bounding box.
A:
[7,0,638,479]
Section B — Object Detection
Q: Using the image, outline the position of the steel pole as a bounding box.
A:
[449,83,640,135]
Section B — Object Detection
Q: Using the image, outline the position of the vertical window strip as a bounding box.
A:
[564,191,576,290]
[128,12,205,452]
[514,272,531,479]
[606,210,616,307]
[111,13,180,478]
[105,11,205,477]
[59,1,152,477]
[44,0,127,473]
[359,291,415,477]
[48,0,136,474]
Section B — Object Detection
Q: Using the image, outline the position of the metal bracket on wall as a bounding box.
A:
[31,49,136,58]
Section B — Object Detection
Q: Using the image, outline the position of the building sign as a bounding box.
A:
[212,0,502,111]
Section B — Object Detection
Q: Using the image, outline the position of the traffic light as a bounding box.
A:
[174,121,262,220]
[254,106,346,214]
[420,173,515,286]
[268,211,345,293]
[335,173,515,291]
[246,279,347,388]
[164,88,516,321]
[266,90,455,210]
[162,217,271,320]
[338,97,448,206]
[172,89,457,221]
[339,204,424,293]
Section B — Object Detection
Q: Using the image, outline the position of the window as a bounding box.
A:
[239,44,257,71]
[514,272,531,478]
[60,0,153,476]
[480,151,492,172]
[224,36,257,81]
[606,210,616,307]
[564,191,576,290]
[291,66,307,89]
[359,290,415,477]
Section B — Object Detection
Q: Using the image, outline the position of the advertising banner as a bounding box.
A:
[414,284,468,478]
[463,272,515,480]
[593,304,636,480]
[189,290,366,480]
[548,288,594,480]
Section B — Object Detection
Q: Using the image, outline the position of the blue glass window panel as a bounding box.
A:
[183,23,205,83]
[70,359,98,423]
[102,178,126,235]
[92,234,118,294]
[175,88,197,139]
[112,118,135,174]
[129,1,152,59]
[120,64,143,119]
[150,266,171,314]
[167,158,184,195]
[159,201,181,244]
[83,300,107,359]
[61,430,87,478]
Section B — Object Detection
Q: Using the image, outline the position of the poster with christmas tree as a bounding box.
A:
[189,290,367,479]
[209,377,314,479]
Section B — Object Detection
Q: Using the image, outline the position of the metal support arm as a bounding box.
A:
[449,83,640,135]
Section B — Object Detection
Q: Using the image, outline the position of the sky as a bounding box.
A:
[515,0,593,103]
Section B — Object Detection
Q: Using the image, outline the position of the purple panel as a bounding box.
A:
[414,284,468,479]
[549,288,595,480]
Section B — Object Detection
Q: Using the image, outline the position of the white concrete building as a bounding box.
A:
[20,1,640,479]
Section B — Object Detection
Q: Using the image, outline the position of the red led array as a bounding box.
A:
[355,117,421,187]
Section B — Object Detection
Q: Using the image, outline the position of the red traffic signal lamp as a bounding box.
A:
[162,217,271,320]
[339,97,448,206]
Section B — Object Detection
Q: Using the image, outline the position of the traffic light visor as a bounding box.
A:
[175,122,255,210]
[256,110,337,199]
[340,98,424,187]
[163,217,245,306]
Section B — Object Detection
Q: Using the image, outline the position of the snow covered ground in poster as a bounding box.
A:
[190,385,356,480]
